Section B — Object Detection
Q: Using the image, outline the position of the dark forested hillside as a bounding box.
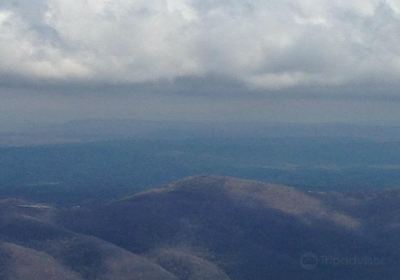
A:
[1,176,400,279]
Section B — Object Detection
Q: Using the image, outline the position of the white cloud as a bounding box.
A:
[0,7,90,80]
[1,0,400,90]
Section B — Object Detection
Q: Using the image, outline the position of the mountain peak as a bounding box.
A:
[118,175,360,231]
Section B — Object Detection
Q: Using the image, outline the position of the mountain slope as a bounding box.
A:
[0,199,178,280]
[1,177,400,279]
[60,176,400,280]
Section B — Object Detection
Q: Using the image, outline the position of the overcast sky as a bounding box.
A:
[1,0,400,128]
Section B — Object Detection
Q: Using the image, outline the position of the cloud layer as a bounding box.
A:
[1,0,400,91]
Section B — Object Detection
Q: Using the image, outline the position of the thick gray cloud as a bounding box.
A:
[1,0,400,127]
[1,0,400,90]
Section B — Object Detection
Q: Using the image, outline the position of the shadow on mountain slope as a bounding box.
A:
[59,176,400,280]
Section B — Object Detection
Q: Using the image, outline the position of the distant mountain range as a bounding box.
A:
[1,176,399,279]
[3,120,400,146]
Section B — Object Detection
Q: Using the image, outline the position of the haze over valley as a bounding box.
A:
[2,0,400,278]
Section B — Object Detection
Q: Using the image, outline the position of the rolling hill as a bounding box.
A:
[1,176,400,279]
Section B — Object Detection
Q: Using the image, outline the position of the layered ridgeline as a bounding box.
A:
[1,176,400,279]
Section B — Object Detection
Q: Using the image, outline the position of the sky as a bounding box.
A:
[1,0,400,128]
